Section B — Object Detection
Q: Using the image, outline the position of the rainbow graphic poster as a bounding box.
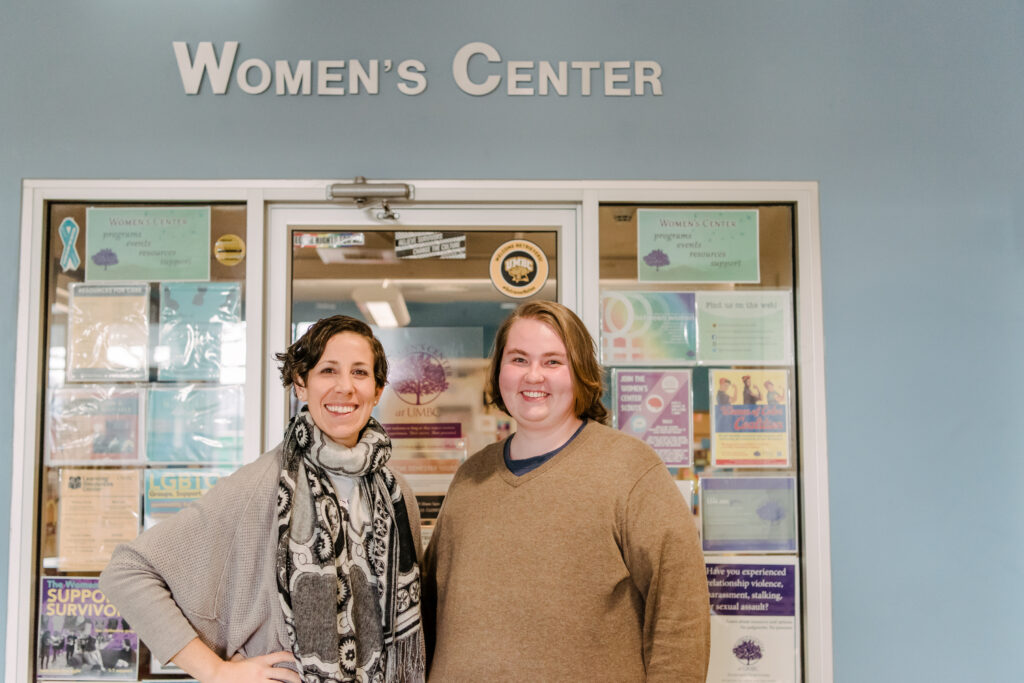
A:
[601,291,696,365]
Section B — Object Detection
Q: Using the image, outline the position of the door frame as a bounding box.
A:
[263,202,582,451]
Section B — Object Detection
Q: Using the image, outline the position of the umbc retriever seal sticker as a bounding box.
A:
[489,239,549,299]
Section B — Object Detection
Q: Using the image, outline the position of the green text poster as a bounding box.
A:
[637,209,759,283]
[86,207,211,282]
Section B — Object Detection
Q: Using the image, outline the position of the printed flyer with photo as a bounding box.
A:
[56,469,141,572]
[701,477,798,552]
[37,576,139,680]
[66,283,150,382]
[696,290,794,365]
[636,209,760,283]
[600,291,697,365]
[612,368,693,467]
[706,557,800,682]
[710,369,790,468]
[46,386,144,465]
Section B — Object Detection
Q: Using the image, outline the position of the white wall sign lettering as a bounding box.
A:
[172,41,662,98]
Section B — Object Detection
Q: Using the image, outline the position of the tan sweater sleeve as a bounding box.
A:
[99,498,225,665]
[622,464,711,682]
[98,453,277,665]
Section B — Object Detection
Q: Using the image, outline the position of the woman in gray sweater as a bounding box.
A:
[101,316,425,683]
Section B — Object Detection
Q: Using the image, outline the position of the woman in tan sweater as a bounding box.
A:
[424,301,709,682]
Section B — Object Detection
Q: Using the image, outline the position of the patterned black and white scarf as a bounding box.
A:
[276,407,424,683]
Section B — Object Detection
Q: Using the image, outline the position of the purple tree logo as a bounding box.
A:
[391,350,450,406]
[643,249,670,271]
[91,248,119,270]
[733,637,763,665]
[756,500,786,524]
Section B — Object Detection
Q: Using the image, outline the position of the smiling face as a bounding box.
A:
[498,317,580,438]
[294,331,383,447]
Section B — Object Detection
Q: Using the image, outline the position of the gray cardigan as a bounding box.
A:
[99,445,423,667]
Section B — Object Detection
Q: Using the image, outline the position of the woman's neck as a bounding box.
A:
[507,416,584,460]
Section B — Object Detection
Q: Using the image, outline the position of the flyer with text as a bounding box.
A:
[701,477,798,552]
[373,328,487,472]
[146,385,244,464]
[636,209,760,283]
[86,206,211,282]
[38,576,139,679]
[57,469,140,571]
[710,369,790,468]
[157,281,243,381]
[66,283,150,382]
[696,290,794,365]
[706,557,800,682]
[46,386,144,465]
[612,368,693,466]
[144,468,230,529]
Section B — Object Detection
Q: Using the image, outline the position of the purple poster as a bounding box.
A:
[37,576,139,679]
[612,368,693,467]
[705,558,800,681]
[706,561,797,618]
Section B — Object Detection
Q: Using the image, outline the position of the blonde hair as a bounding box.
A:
[486,301,608,425]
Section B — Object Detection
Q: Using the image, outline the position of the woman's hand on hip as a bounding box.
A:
[212,651,301,683]
[171,639,300,683]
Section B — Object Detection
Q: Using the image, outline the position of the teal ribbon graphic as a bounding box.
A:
[59,218,81,271]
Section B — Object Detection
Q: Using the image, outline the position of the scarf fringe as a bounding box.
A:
[385,632,426,683]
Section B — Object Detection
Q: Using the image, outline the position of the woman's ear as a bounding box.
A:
[373,385,383,405]
[294,376,307,402]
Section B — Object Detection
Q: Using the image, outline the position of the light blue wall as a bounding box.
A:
[2,1,1021,679]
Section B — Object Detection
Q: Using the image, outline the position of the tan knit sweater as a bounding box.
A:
[424,421,709,682]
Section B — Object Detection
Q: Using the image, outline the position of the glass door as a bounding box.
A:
[265,204,578,541]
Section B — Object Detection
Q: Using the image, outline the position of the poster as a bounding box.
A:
[697,291,793,365]
[57,468,141,572]
[85,206,211,282]
[710,369,790,468]
[146,385,244,464]
[144,468,230,529]
[375,328,486,470]
[636,209,759,283]
[37,576,139,680]
[66,283,150,382]
[706,557,800,682]
[46,386,144,465]
[600,291,697,365]
[701,477,798,552]
[157,281,243,382]
[612,368,693,467]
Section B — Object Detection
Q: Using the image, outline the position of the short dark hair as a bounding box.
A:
[485,301,608,425]
[276,315,388,389]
